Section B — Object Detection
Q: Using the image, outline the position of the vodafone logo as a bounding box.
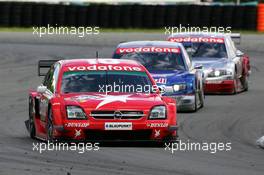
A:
[116,47,180,54]
[67,65,142,72]
[168,37,224,43]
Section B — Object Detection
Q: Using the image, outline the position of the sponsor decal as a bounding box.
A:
[116,47,180,54]
[74,129,82,138]
[69,94,133,110]
[67,65,142,72]
[65,123,89,128]
[147,123,169,128]
[169,37,224,43]
[105,122,132,130]
[155,78,167,84]
[154,129,161,138]
[206,80,223,84]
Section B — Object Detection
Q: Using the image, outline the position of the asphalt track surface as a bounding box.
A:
[0,32,263,175]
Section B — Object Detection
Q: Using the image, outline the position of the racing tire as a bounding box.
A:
[199,88,204,109]
[29,97,36,139]
[241,75,249,91]
[233,70,238,94]
[47,107,54,142]
[191,91,198,112]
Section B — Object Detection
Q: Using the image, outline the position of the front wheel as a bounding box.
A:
[29,98,36,139]
[241,75,249,91]
[46,108,54,142]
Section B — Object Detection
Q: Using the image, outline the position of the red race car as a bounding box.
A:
[25,59,177,142]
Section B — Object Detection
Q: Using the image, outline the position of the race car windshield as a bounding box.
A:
[61,71,154,94]
[182,42,227,59]
[113,52,186,71]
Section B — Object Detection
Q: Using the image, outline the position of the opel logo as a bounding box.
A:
[114,111,122,119]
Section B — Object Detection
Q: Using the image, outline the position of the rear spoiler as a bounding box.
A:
[230,33,241,45]
[38,60,59,76]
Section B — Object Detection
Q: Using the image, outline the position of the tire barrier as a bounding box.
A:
[210,5,222,27]
[109,5,121,28]
[154,5,165,28]
[232,5,244,30]
[31,3,44,27]
[10,2,23,27]
[0,2,11,26]
[188,5,200,27]
[0,3,259,30]
[258,4,264,31]
[120,5,132,28]
[53,5,66,26]
[244,6,257,30]
[131,5,143,28]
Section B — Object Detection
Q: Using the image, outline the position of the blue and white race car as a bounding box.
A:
[112,41,204,112]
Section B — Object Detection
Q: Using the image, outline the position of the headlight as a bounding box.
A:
[173,84,186,92]
[208,69,232,77]
[149,106,166,119]
[66,106,87,119]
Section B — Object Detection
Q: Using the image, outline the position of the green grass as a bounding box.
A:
[0,27,263,34]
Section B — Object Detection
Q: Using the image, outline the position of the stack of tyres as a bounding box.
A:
[232,5,245,30]
[244,5,257,30]
[199,5,212,28]
[65,5,77,27]
[76,6,87,27]
[10,2,23,27]
[54,5,66,26]
[131,5,143,28]
[177,5,189,27]
[154,5,165,28]
[87,4,99,27]
[143,5,155,28]
[210,5,223,27]
[221,6,234,28]
[109,5,121,28]
[21,3,32,27]
[257,4,264,31]
[120,5,132,28]
[0,2,11,26]
[188,5,200,27]
[32,3,44,27]
[99,5,110,28]
[43,4,55,26]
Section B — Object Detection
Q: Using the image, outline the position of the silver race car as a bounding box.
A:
[168,32,250,94]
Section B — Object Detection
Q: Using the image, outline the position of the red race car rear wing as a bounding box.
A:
[38,60,59,76]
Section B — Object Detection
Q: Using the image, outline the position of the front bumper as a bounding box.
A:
[205,79,235,94]
[53,120,177,141]
[166,94,195,112]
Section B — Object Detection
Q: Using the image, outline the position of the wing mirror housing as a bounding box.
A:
[236,50,244,57]
[37,85,47,93]
[194,64,203,69]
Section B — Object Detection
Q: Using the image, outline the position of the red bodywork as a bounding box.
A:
[28,59,177,142]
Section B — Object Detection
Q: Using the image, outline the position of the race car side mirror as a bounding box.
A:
[236,50,244,57]
[194,65,203,69]
[37,85,47,94]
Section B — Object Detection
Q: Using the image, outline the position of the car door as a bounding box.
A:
[226,37,243,77]
[38,66,54,133]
